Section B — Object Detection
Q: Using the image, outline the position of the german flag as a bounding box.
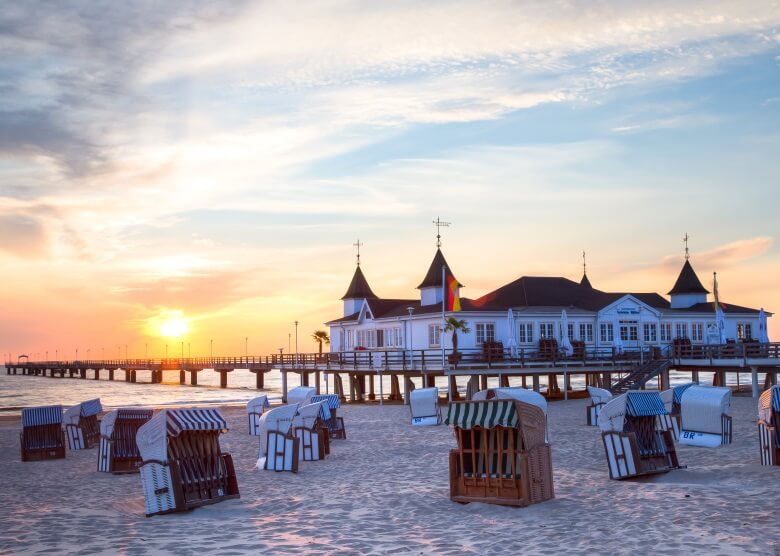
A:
[446,272,461,312]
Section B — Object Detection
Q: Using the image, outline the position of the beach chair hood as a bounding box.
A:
[246,395,271,414]
[672,383,696,406]
[257,403,299,457]
[293,401,329,429]
[64,399,102,426]
[486,388,547,416]
[446,399,547,449]
[759,385,780,423]
[100,408,154,437]
[598,394,628,432]
[136,408,228,464]
[660,388,674,412]
[410,387,439,418]
[21,405,62,427]
[681,386,731,435]
[287,387,316,405]
[587,386,612,405]
[310,394,340,410]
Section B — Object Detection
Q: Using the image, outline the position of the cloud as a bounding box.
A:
[660,237,775,270]
[0,212,48,256]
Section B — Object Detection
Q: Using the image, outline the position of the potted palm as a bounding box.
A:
[312,330,330,362]
[444,317,471,365]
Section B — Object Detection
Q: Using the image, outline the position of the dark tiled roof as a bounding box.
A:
[681,302,761,314]
[341,266,378,300]
[417,249,463,289]
[580,273,592,288]
[668,260,709,295]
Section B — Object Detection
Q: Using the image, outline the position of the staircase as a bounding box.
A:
[610,358,671,394]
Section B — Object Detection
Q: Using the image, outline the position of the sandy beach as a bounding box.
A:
[0,395,777,555]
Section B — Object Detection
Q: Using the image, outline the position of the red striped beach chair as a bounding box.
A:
[311,394,346,439]
[136,408,239,517]
[97,408,154,474]
[599,391,682,480]
[64,398,102,450]
[446,399,554,507]
[20,405,66,462]
[678,386,732,447]
[246,395,270,436]
[758,385,780,466]
[257,404,300,472]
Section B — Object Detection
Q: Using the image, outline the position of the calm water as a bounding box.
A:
[0,365,756,414]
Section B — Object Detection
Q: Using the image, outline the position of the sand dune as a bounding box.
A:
[0,395,777,555]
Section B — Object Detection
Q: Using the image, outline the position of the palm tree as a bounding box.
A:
[312,330,330,356]
[443,317,471,354]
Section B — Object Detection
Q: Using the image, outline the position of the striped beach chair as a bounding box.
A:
[258,404,300,472]
[678,386,732,447]
[472,388,549,441]
[586,386,612,426]
[599,391,682,480]
[20,406,65,462]
[659,383,695,440]
[292,401,331,461]
[311,394,346,439]
[758,385,780,465]
[64,398,102,450]
[287,386,316,405]
[247,395,270,436]
[97,408,153,474]
[136,408,239,517]
[410,387,442,426]
[446,399,554,507]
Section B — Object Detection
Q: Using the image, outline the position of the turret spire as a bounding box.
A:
[432,217,450,248]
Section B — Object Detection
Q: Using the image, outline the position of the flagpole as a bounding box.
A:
[441,264,446,370]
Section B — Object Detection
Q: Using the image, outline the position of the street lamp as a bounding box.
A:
[294,321,299,365]
[210,339,213,358]
[406,306,415,369]
[288,333,291,354]
[165,344,168,359]
[245,337,248,358]
[145,343,148,358]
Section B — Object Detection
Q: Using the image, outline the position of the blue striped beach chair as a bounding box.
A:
[136,408,239,517]
[678,386,732,447]
[446,399,554,507]
[292,401,331,461]
[64,398,102,450]
[758,385,780,465]
[311,394,346,439]
[258,404,300,473]
[599,391,682,480]
[97,408,154,474]
[586,386,612,426]
[20,406,66,462]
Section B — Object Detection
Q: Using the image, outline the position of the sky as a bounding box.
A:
[1,0,779,359]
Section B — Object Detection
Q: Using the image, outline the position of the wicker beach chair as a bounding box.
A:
[287,386,316,405]
[136,408,239,517]
[599,391,682,480]
[410,387,442,426]
[446,399,554,507]
[246,395,271,436]
[472,388,549,441]
[97,408,154,474]
[678,386,732,447]
[258,404,300,472]
[586,386,612,426]
[292,401,331,461]
[758,385,780,466]
[658,383,695,439]
[64,398,102,450]
[311,394,346,439]
[20,405,65,462]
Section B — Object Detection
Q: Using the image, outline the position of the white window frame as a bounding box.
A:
[428,324,442,348]
[600,323,613,343]
[475,322,496,345]
[660,322,673,342]
[539,322,555,340]
[518,323,534,343]
[737,323,753,340]
[675,322,688,339]
[690,322,703,342]
[579,323,594,343]
[643,323,657,343]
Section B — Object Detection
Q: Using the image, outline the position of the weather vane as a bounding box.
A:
[683,232,690,261]
[353,239,363,266]
[582,250,587,275]
[432,217,451,248]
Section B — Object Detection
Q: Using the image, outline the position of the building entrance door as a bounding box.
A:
[619,321,639,348]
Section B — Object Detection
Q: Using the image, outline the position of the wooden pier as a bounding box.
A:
[5,342,780,403]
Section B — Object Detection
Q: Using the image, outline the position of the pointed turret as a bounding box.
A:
[580,273,592,288]
[417,248,462,306]
[341,266,377,316]
[668,259,709,308]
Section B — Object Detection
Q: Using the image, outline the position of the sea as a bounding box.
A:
[0,365,754,414]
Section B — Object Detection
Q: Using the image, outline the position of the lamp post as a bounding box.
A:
[294,321,299,365]
[245,336,248,358]
[406,306,415,369]
[145,343,148,358]
[210,339,213,358]
[288,333,291,355]
[165,344,168,359]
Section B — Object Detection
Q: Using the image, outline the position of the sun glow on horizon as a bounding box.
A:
[150,309,191,338]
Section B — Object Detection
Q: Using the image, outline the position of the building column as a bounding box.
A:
[281,371,288,403]
[532,375,540,392]
[751,366,759,398]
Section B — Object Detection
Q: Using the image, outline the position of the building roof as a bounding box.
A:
[417,248,463,289]
[341,266,378,300]
[668,260,709,295]
[580,273,592,288]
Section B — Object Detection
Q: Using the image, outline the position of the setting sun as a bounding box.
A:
[148,309,191,338]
